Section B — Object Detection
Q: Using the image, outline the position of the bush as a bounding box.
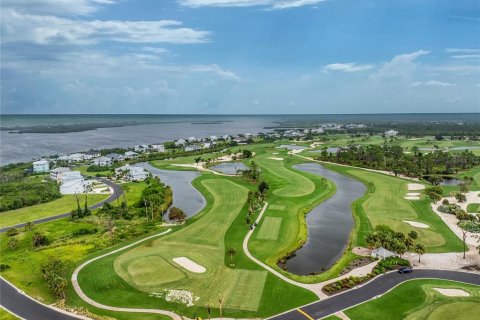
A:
[40,258,68,299]
[0,264,10,272]
[32,232,49,247]
[459,221,480,233]
[71,227,98,237]
[8,238,19,251]
[6,228,18,237]
[168,207,186,222]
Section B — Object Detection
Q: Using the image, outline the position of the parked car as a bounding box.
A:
[398,267,413,274]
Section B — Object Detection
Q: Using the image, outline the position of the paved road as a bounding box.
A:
[0,178,123,233]
[0,277,82,320]
[268,270,480,320]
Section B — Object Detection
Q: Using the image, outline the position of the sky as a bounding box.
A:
[1,0,479,114]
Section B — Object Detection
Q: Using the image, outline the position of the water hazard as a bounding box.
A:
[283,163,366,275]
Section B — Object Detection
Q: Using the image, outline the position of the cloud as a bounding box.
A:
[1,0,116,16]
[1,9,210,45]
[321,62,373,73]
[410,80,455,87]
[178,0,324,9]
[370,50,430,80]
[451,54,480,59]
[446,48,480,53]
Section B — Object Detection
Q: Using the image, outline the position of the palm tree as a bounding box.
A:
[228,248,237,264]
[415,243,426,263]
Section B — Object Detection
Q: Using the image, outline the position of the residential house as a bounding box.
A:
[124,151,139,159]
[188,137,197,143]
[92,156,112,166]
[50,167,71,182]
[33,159,49,173]
[115,164,149,181]
[151,144,165,152]
[185,144,201,152]
[134,145,150,153]
[57,171,88,194]
[175,139,186,147]
[105,153,124,162]
[385,130,399,137]
[210,135,218,141]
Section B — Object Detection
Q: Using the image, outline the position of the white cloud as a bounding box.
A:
[1,9,210,45]
[446,48,480,53]
[410,80,455,87]
[370,50,430,80]
[141,47,169,55]
[1,0,116,16]
[178,0,324,9]
[321,62,373,73]
[451,54,480,59]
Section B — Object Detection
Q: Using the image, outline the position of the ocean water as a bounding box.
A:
[1,114,478,165]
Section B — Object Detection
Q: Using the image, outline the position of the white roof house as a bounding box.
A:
[134,145,150,152]
[175,139,186,146]
[124,151,139,159]
[92,156,112,166]
[188,137,197,142]
[105,153,124,161]
[385,130,399,137]
[185,144,201,152]
[50,167,71,182]
[58,171,83,184]
[115,164,149,181]
[33,160,49,173]
[371,247,396,260]
[210,135,218,141]
[151,144,165,152]
[60,179,89,194]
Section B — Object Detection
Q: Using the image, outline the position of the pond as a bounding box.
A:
[210,162,249,175]
[138,163,206,219]
[278,144,307,151]
[439,177,463,186]
[312,147,340,153]
[282,163,366,275]
[449,146,480,151]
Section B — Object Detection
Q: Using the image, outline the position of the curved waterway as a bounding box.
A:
[284,163,366,275]
[138,163,206,218]
[210,162,248,175]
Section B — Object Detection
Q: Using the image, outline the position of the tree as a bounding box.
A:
[8,238,19,251]
[24,222,35,231]
[6,228,18,237]
[168,207,186,222]
[194,157,202,165]
[459,182,469,194]
[258,181,269,195]
[404,237,414,251]
[461,229,467,259]
[408,230,418,240]
[40,258,68,299]
[415,243,426,263]
[227,248,237,264]
[393,240,406,258]
[455,192,467,203]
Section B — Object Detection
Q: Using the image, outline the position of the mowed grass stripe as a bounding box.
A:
[113,176,268,311]
[256,217,282,241]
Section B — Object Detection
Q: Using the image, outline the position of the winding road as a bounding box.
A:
[0,178,123,233]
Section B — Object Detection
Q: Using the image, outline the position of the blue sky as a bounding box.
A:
[1,0,479,114]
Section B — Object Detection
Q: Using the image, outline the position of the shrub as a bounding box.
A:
[459,221,480,233]
[8,238,19,251]
[32,232,49,247]
[40,258,68,299]
[6,228,18,237]
[71,227,98,237]
[0,264,10,272]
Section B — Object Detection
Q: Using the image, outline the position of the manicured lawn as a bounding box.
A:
[120,181,147,206]
[0,194,109,229]
[256,216,282,240]
[323,164,464,253]
[345,279,480,320]
[0,308,19,320]
[467,203,480,213]
[75,173,317,318]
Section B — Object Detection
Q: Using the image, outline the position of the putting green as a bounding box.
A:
[256,156,315,197]
[114,178,267,311]
[256,217,282,241]
[269,204,286,210]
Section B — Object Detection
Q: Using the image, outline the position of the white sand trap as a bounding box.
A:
[408,183,425,191]
[406,192,420,196]
[404,220,429,229]
[433,288,470,297]
[269,157,284,161]
[405,196,421,200]
[172,257,206,273]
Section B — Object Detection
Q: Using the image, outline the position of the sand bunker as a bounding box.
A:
[405,192,421,200]
[434,288,470,297]
[269,157,284,161]
[403,220,429,228]
[172,257,206,273]
[408,183,425,191]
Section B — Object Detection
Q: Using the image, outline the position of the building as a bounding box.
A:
[175,139,186,147]
[50,167,71,182]
[385,130,399,137]
[115,164,149,181]
[134,145,150,153]
[151,144,165,152]
[33,160,49,173]
[210,135,218,141]
[371,247,396,260]
[105,153,124,162]
[124,151,139,159]
[188,137,197,143]
[185,144,201,152]
[54,170,88,194]
[92,156,112,166]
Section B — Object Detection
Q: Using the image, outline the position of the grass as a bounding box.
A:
[0,193,108,229]
[0,308,19,320]
[74,173,317,318]
[467,203,480,213]
[345,279,480,320]
[256,217,282,241]
[119,181,148,206]
[322,163,464,253]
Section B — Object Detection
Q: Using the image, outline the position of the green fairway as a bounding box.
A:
[256,216,282,240]
[0,193,108,228]
[0,308,19,320]
[323,164,464,253]
[345,279,480,320]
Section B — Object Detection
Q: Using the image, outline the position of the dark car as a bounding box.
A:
[398,267,413,274]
